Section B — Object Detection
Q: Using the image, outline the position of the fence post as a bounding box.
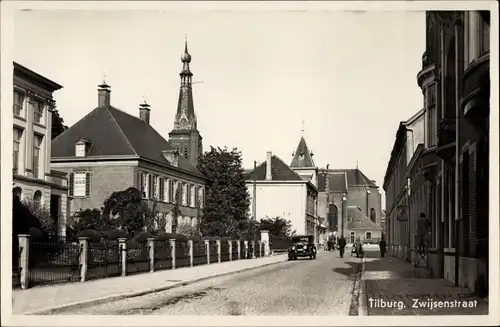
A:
[244,240,248,259]
[147,238,155,273]
[188,240,194,267]
[229,240,233,261]
[260,230,270,256]
[78,237,89,282]
[170,239,176,269]
[258,241,262,257]
[205,240,210,264]
[18,234,30,290]
[216,239,221,263]
[251,240,256,259]
[237,240,241,260]
[118,238,127,277]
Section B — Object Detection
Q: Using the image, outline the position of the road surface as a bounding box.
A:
[59,251,362,315]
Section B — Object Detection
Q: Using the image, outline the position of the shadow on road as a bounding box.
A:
[331,260,361,277]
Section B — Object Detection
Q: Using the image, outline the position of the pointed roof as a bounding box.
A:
[318,169,377,192]
[328,169,377,187]
[347,206,382,230]
[290,137,315,168]
[51,106,203,176]
[245,155,303,181]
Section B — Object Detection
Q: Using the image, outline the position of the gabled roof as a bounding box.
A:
[290,137,315,168]
[245,155,303,181]
[51,105,202,176]
[328,169,377,187]
[347,206,382,230]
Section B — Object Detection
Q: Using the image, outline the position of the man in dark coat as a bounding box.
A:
[338,236,347,258]
[379,237,387,258]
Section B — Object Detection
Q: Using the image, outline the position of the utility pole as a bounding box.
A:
[253,160,257,258]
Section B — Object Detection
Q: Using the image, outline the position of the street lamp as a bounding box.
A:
[341,193,347,237]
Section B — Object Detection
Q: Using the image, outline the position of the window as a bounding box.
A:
[13,91,24,116]
[426,83,438,147]
[140,172,148,198]
[370,208,376,223]
[468,12,490,63]
[182,183,188,205]
[33,99,44,124]
[148,174,154,199]
[194,186,198,207]
[365,232,372,240]
[350,232,355,243]
[33,190,42,207]
[184,147,188,158]
[159,177,165,201]
[13,128,23,172]
[153,176,160,199]
[33,134,43,178]
[71,172,90,197]
[75,143,86,157]
[199,187,204,208]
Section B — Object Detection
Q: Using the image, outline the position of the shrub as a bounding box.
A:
[126,239,140,249]
[221,236,232,241]
[29,227,44,240]
[172,234,188,242]
[107,229,129,241]
[187,235,202,241]
[78,229,102,243]
[176,222,199,237]
[202,236,214,241]
[155,232,175,241]
[134,231,154,243]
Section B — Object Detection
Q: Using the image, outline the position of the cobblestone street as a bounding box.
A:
[362,250,489,315]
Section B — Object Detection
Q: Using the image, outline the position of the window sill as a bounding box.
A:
[14,115,26,122]
[33,122,46,129]
[71,196,89,199]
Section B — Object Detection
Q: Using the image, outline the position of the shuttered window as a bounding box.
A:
[69,172,74,197]
[159,177,165,201]
[148,174,154,199]
[73,172,88,197]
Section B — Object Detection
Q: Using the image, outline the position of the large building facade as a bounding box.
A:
[318,168,383,244]
[51,43,207,232]
[384,11,490,296]
[12,62,69,237]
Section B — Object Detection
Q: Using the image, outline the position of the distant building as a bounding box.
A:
[246,139,321,243]
[318,168,383,244]
[51,42,207,231]
[12,62,69,237]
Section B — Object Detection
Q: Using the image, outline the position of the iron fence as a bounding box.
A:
[220,242,230,262]
[175,241,190,268]
[154,240,172,271]
[28,240,81,286]
[12,244,22,288]
[231,241,240,260]
[192,241,207,266]
[126,242,150,275]
[87,241,121,280]
[209,242,218,263]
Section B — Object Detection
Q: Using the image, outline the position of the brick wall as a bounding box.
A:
[347,186,382,224]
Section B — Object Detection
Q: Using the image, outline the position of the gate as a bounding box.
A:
[28,240,81,286]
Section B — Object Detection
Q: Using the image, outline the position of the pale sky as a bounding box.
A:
[14,9,425,203]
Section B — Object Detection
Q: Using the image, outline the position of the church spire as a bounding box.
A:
[173,35,196,130]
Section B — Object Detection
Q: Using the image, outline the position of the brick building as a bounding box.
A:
[318,168,383,244]
[51,42,207,232]
[384,11,490,295]
[12,62,69,237]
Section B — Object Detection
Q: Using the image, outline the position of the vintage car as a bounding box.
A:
[288,235,317,260]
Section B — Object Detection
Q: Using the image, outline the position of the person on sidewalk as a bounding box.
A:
[379,236,387,258]
[338,236,346,258]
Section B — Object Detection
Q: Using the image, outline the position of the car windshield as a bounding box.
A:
[292,237,311,243]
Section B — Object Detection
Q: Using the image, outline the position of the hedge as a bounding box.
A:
[78,229,102,243]
[133,231,154,243]
[106,229,129,241]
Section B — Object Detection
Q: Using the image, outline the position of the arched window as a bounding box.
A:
[33,190,42,207]
[327,204,338,232]
[370,208,376,223]
[13,187,22,201]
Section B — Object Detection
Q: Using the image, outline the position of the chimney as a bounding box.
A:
[162,150,179,167]
[139,102,151,124]
[98,83,111,107]
[266,151,272,180]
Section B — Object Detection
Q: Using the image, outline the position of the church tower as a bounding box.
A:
[168,38,203,167]
[290,136,319,188]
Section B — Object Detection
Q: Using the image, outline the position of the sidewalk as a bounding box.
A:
[360,253,489,315]
[12,254,287,315]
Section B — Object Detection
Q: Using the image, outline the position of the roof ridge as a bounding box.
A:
[106,106,138,155]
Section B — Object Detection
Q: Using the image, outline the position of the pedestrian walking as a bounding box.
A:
[379,236,387,258]
[338,236,346,258]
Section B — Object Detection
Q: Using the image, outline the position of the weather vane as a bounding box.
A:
[142,93,148,104]
[301,121,305,134]
[102,72,107,84]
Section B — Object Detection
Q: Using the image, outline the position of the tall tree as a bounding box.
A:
[170,185,182,234]
[102,187,146,235]
[197,146,250,237]
[259,216,295,237]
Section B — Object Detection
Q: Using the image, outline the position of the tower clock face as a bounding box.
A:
[180,118,188,127]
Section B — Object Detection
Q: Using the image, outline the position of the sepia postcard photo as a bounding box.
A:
[1,1,498,326]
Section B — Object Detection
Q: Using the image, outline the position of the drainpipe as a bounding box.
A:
[454,14,461,287]
[439,19,446,278]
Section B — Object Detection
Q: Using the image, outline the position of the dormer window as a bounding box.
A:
[75,139,90,157]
